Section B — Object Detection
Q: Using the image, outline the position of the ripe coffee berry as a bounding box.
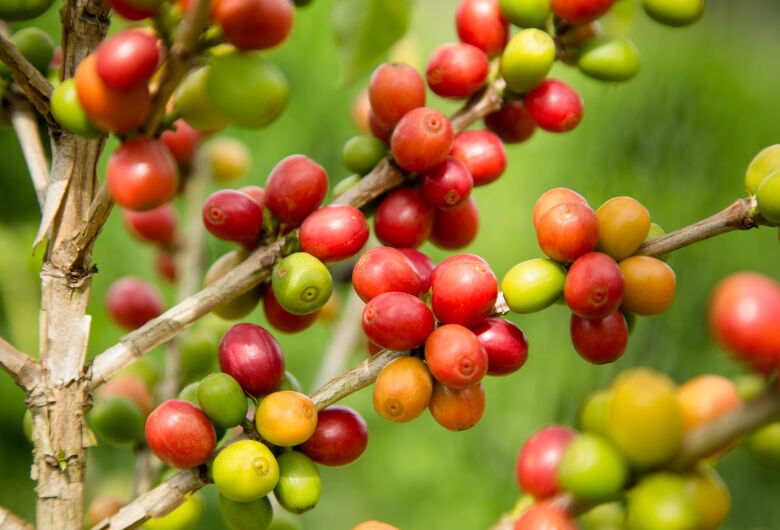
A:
[514,503,578,530]
[374,187,435,248]
[516,425,576,498]
[202,189,263,244]
[484,100,537,144]
[398,248,435,295]
[352,247,421,302]
[431,253,497,327]
[425,324,488,389]
[536,200,599,263]
[105,277,163,330]
[107,138,178,211]
[215,0,293,51]
[431,252,488,286]
[570,311,628,364]
[218,323,285,397]
[265,154,328,226]
[122,203,176,245]
[428,381,486,431]
[263,283,319,334]
[299,205,369,263]
[525,79,584,133]
[564,252,624,319]
[426,43,490,99]
[95,30,159,92]
[362,292,435,351]
[532,187,588,230]
[391,107,453,173]
[430,196,480,249]
[160,119,201,168]
[144,399,216,469]
[551,0,615,24]
[369,62,426,128]
[369,111,393,142]
[373,356,433,423]
[420,157,473,209]
[455,0,509,58]
[449,130,507,186]
[472,317,529,375]
[300,405,369,466]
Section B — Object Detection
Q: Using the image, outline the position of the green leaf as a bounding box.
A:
[331,0,412,81]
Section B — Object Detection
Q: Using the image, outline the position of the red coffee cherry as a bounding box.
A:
[300,405,369,466]
[96,29,159,92]
[536,201,599,263]
[262,283,319,334]
[430,196,480,250]
[215,0,294,51]
[455,0,509,58]
[432,259,498,328]
[426,43,490,99]
[122,203,176,245]
[430,253,488,286]
[202,189,263,244]
[429,381,486,431]
[352,247,421,302]
[564,252,624,319]
[265,154,328,226]
[106,0,158,20]
[514,503,578,530]
[240,185,265,209]
[532,187,588,231]
[516,425,576,498]
[570,311,628,364]
[471,317,529,376]
[362,292,435,351]
[299,205,369,263]
[551,0,615,25]
[369,110,393,142]
[391,107,453,173]
[525,79,584,133]
[367,340,383,357]
[369,62,426,128]
[484,100,537,143]
[155,249,176,283]
[425,324,488,389]
[105,277,164,330]
[160,119,202,168]
[107,138,178,211]
[449,130,507,186]
[398,248,435,296]
[374,187,435,249]
[420,157,473,209]
[145,399,216,469]
[218,323,285,397]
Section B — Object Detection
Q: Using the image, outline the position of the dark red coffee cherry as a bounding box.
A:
[425,324,488,389]
[431,258,497,327]
[484,100,537,143]
[430,196,479,250]
[300,405,369,466]
[426,43,490,99]
[369,62,426,128]
[215,0,294,51]
[449,130,507,186]
[391,107,453,173]
[564,252,624,319]
[525,79,584,133]
[122,203,176,245]
[362,292,435,351]
[202,189,263,244]
[160,119,202,168]
[420,157,473,209]
[107,0,158,20]
[570,311,628,364]
[472,317,529,376]
[374,187,435,249]
[299,205,369,263]
[265,154,328,226]
[263,283,319,334]
[105,277,164,330]
[155,250,176,283]
[398,248,436,296]
[218,323,285,397]
[455,0,509,58]
[352,247,421,302]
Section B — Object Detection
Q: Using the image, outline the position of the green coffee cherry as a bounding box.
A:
[178,381,200,405]
[578,389,611,435]
[622,310,637,335]
[501,258,566,313]
[213,440,280,502]
[580,502,627,530]
[342,135,387,175]
[756,170,780,224]
[205,250,263,320]
[0,0,54,21]
[218,494,273,530]
[272,252,333,315]
[747,421,780,467]
[175,67,234,132]
[180,330,219,384]
[499,0,550,28]
[627,473,700,530]
[733,374,764,402]
[145,492,204,530]
[88,396,144,445]
[643,0,704,27]
[332,175,361,199]
[745,144,780,194]
[557,433,628,502]
[500,29,555,93]
[274,451,321,514]
[119,354,163,389]
[198,373,248,428]
[279,371,303,393]
[578,36,640,82]
[51,79,103,139]
[0,28,54,77]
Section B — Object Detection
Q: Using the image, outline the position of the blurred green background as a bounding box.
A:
[1,0,779,528]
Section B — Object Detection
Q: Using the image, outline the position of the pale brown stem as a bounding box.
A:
[449,78,505,133]
[311,289,366,389]
[0,335,40,391]
[0,33,56,126]
[142,0,212,135]
[9,97,50,208]
[0,506,35,530]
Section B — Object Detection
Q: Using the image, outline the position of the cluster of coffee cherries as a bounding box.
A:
[511,367,744,530]
[500,188,676,364]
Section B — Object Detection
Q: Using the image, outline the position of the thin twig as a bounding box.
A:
[0,506,36,530]
[0,33,57,126]
[311,289,366,389]
[0,336,40,392]
[9,96,50,208]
